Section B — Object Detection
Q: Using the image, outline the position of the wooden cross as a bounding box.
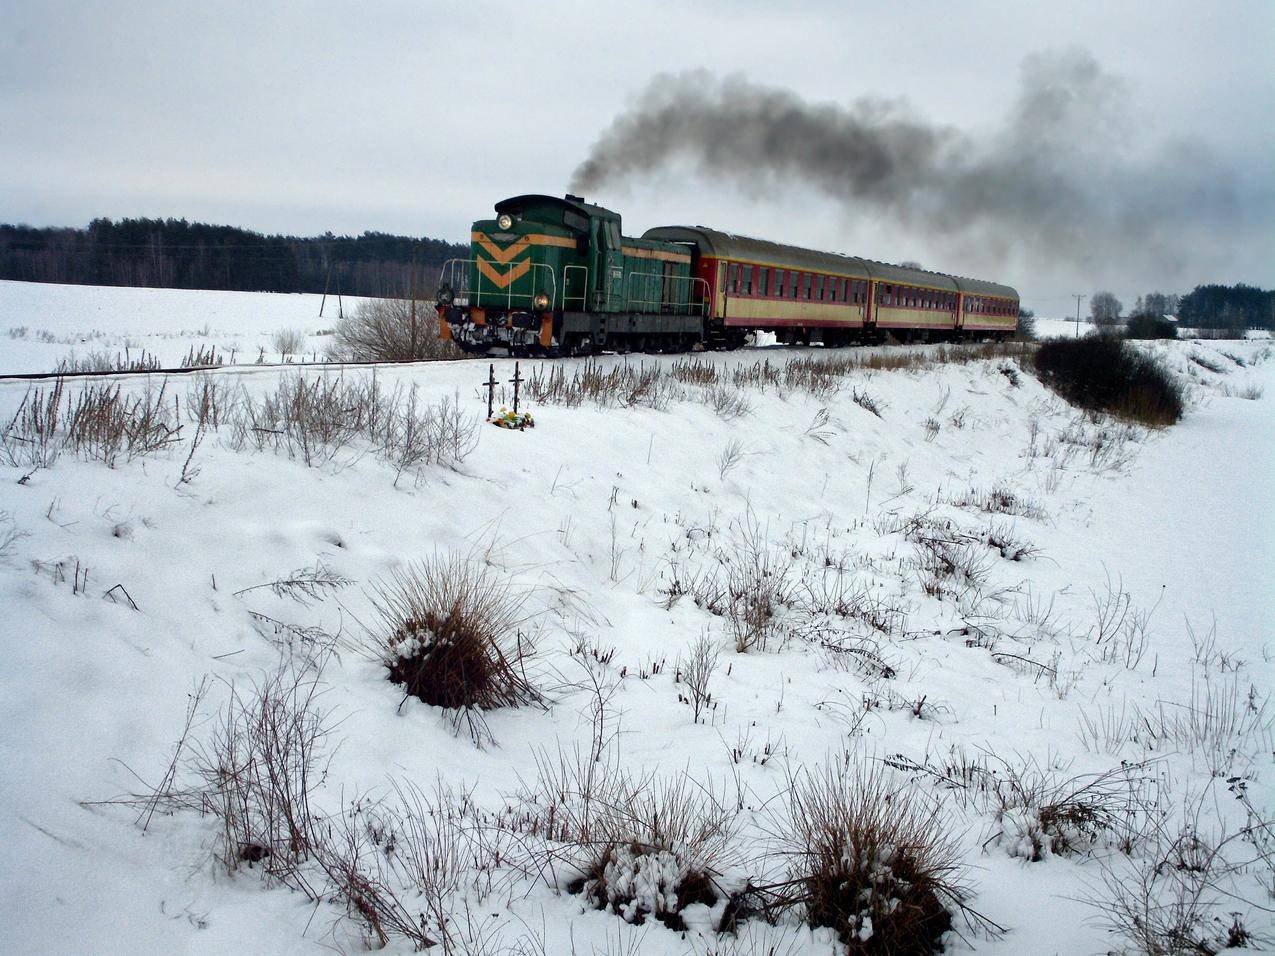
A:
[484,363,497,419]
[509,361,523,414]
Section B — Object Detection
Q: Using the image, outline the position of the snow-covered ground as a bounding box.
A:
[0,282,1272,955]
[0,279,369,372]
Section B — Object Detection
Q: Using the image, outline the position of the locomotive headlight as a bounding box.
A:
[496,213,514,230]
[533,292,550,311]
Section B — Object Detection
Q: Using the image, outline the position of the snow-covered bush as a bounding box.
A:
[778,756,998,954]
[368,555,541,743]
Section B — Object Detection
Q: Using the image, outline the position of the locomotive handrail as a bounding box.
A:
[622,272,710,317]
[437,258,557,311]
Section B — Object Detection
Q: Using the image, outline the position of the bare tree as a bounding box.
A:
[1090,291,1123,328]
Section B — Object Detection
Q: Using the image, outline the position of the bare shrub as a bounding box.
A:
[1220,382,1264,400]
[270,327,305,357]
[518,751,737,930]
[706,383,752,419]
[1131,672,1271,776]
[772,755,999,952]
[229,373,478,478]
[981,757,1159,861]
[195,659,331,887]
[0,511,28,559]
[984,519,1039,561]
[365,555,541,744]
[851,388,884,418]
[911,528,992,600]
[52,348,161,374]
[946,482,1048,521]
[315,780,472,952]
[717,438,745,480]
[2,379,181,468]
[329,297,462,363]
[676,632,719,724]
[699,516,795,653]
[1,380,63,468]
[95,661,335,893]
[1087,801,1273,956]
[180,344,225,368]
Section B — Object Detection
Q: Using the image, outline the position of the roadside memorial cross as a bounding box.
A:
[484,363,497,419]
[509,361,523,414]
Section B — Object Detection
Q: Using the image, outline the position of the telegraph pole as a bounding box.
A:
[1073,294,1087,337]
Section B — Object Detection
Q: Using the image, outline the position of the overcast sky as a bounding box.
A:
[3,1,1272,313]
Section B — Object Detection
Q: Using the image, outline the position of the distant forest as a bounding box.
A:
[1176,284,1275,331]
[0,218,468,298]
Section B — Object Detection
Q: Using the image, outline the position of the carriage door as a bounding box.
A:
[600,220,625,310]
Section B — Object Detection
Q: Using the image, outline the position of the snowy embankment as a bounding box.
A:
[0,283,1271,955]
[0,279,367,372]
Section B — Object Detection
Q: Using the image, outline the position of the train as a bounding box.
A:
[435,194,1018,356]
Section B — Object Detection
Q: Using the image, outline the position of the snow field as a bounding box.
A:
[0,283,1272,954]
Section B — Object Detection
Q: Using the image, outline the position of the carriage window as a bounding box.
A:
[759,267,771,297]
[727,263,738,294]
[742,266,753,296]
[790,272,800,298]
[803,273,813,299]
[775,270,787,298]
[815,275,825,301]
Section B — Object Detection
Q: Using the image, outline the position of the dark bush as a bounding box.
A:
[1124,315,1178,340]
[1034,336,1184,427]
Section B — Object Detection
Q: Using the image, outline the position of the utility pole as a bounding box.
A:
[1073,294,1087,337]
[409,255,418,360]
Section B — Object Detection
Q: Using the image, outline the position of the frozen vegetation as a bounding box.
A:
[0,281,1271,954]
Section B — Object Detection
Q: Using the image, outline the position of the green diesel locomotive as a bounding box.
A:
[437,194,1019,355]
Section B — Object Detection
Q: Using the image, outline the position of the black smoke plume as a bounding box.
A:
[571,49,1246,279]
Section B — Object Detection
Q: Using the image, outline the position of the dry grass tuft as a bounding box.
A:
[772,755,999,953]
[367,555,541,744]
[517,750,738,931]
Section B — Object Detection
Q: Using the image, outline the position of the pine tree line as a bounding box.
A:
[0,218,468,298]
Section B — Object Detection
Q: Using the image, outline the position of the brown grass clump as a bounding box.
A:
[369,555,541,743]
[775,756,999,954]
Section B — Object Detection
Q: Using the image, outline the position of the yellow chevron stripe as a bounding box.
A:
[477,257,531,289]
[471,231,577,262]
